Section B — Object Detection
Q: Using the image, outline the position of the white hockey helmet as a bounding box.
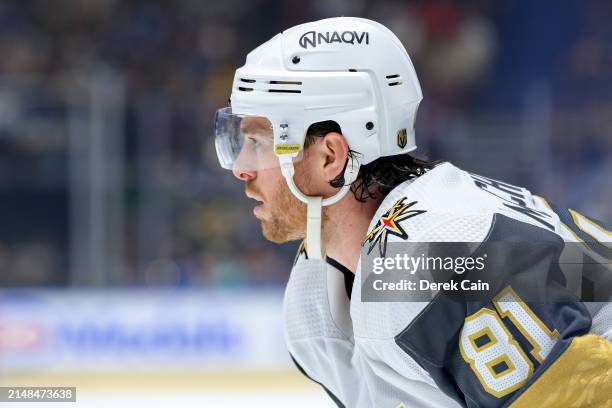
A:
[215,17,423,258]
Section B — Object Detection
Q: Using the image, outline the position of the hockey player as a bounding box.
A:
[214,17,612,408]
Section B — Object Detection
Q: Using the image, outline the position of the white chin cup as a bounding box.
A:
[280,155,360,259]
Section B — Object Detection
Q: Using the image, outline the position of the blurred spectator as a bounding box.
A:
[0,0,609,287]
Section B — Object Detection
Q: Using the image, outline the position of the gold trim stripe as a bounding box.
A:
[509,334,612,408]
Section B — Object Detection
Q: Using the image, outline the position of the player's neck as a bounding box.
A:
[322,192,383,274]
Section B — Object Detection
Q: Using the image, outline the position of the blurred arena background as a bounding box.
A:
[0,0,610,407]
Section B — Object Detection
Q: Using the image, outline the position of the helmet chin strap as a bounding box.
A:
[280,155,360,259]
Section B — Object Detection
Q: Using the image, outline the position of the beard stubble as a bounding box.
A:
[246,170,330,244]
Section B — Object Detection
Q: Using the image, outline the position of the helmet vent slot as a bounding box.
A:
[269,80,302,85]
[267,79,302,93]
[268,89,301,94]
[238,86,254,92]
[240,78,256,83]
[386,74,403,86]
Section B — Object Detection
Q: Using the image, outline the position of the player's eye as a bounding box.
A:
[247,136,261,149]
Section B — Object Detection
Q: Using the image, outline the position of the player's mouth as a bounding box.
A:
[246,192,265,218]
[253,200,264,217]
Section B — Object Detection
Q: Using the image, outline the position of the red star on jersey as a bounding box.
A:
[363,197,426,257]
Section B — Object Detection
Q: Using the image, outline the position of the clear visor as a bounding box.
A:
[214,107,302,171]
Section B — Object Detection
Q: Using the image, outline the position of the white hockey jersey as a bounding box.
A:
[283,162,612,408]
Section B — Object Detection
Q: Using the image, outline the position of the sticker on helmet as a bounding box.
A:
[274,144,301,155]
[299,31,370,49]
[397,128,407,148]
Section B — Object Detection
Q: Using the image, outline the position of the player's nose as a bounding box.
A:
[232,166,256,181]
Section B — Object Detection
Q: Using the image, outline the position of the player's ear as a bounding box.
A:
[321,132,349,183]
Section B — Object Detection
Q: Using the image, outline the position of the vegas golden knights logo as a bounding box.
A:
[293,240,308,265]
[397,128,407,148]
[363,197,426,257]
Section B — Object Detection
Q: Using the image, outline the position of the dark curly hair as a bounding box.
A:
[305,120,438,202]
